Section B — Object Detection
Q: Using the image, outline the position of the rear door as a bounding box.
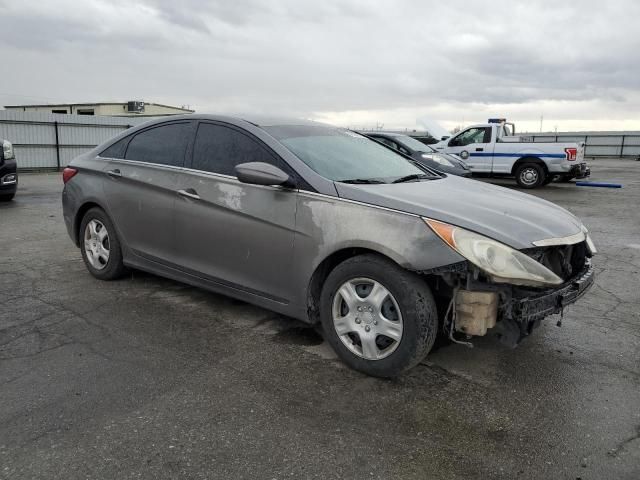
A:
[100,121,194,263]
[440,126,494,172]
[173,121,298,303]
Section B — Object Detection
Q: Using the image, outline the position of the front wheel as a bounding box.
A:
[320,254,438,378]
[0,193,15,202]
[515,162,546,189]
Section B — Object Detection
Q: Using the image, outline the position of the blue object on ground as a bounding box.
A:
[575,181,622,188]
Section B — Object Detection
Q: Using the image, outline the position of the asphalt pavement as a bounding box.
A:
[1,159,638,479]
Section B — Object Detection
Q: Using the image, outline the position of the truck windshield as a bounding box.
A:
[264,125,435,183]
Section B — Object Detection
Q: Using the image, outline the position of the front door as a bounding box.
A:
[173,121,298,304]
[439,126,494,172]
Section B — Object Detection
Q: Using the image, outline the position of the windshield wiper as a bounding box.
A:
[391,173,435,184]
[339,178,387,184]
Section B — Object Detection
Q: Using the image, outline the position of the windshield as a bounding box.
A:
[264,125,428,182]
[392,135,435,152]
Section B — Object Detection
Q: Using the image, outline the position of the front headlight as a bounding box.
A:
[425,218,563,287]
[2,140,15,160]
[422,153,454,167]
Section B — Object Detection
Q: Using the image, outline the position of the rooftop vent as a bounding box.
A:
[127,101,145,113]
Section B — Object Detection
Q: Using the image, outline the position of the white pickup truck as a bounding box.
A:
[433,119,590,188]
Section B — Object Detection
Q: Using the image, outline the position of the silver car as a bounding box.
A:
[62,115,596,377]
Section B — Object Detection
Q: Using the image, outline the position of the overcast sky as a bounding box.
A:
[1,0,638,132]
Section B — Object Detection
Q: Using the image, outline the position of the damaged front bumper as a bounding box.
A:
[430,259,595,348]
[506,260,594,323]
[491,260,595,346]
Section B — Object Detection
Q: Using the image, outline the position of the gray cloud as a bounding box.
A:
[0,0,638,130]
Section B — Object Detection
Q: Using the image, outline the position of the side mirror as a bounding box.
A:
[235,162,291,187]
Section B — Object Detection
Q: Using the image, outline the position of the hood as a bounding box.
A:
[334,176,582,249]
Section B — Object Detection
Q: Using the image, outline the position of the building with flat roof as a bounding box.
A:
[3,101,194,117]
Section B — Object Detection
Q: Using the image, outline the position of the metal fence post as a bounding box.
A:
[620,135,625,158]
[54,121,61,170]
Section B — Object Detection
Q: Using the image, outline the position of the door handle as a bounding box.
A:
[107,169,122,178]
[177,188,201,200]
[475,147,484,151]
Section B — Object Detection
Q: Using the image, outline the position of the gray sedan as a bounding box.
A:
[62,115,595,377]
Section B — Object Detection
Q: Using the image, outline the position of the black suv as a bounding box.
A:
[0,139,17,201]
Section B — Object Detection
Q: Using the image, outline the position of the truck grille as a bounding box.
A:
[523,241,588,281]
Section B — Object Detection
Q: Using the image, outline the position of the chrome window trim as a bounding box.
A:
[532,230,585,247]
[98,156,421,218]
[101,157,186,172]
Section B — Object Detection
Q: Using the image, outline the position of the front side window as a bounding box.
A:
[192,123,281,176]
[450,127,491,147]
[125,122,191,167]
[265,126,428,182]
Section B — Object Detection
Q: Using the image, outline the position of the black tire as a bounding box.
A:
[0,193,15,202]
[320,254,438,378]
[515,162,546,189]
[542,175,554,186]
[79,207,127,280]
[558,175,574,183]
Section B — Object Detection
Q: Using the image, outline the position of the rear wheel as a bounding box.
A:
[79,207,127,280]
[515,162,546,189]
[320,254,438,378]
[558,175,575,183]
[0,193,15,202]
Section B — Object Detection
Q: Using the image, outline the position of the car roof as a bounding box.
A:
[361,131,417,139]
[145,113,328,128]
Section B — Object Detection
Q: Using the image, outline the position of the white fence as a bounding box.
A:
[3,111,640,169]
[0,111,157,170]
[524,131,640,158]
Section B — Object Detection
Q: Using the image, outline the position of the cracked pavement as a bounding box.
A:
[1,159,639,479]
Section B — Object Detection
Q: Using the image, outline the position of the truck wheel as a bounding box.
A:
[559,175,574,183]
[320,254,438,378]
[515,163,546,189]
[79,207,127,280]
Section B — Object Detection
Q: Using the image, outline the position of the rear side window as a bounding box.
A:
[125,123,191,167]
[192,123,283,176]
[100,137,129,159]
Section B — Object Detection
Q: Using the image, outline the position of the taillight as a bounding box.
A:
[62,167,78,184]
[565,147,577,161]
